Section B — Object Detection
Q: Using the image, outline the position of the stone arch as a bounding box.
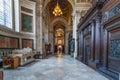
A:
[49,17,69,54]
[50,17,68,32]
[43,0,74,11]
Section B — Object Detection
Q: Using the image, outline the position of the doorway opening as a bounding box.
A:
[54,23,65,54]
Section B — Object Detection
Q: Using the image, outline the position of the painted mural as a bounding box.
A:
[21,13,33,32]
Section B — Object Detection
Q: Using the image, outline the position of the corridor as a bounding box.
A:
[4,55,109,80]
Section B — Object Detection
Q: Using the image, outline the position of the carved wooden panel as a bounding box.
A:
[107,27,120,72]
[22,39,33,49]
[108,57,120,72]
[83,25,91,36]
[102,3,120,22]
[109,39,120,58]
[109,3,120,19]
[0,35,19,48]
[83,34,91,64]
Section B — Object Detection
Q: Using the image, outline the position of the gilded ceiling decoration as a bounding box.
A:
[55,29,64,37]
[47,0,73,25]
[53,1,63,16]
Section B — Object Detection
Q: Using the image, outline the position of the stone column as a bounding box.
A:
[39,5,43,53]
[19,38,22,49]
[65,30,69,54]
[72,11,81,58]
[49,31,54,54]
[36,2,43,54]
[72,14,77,58]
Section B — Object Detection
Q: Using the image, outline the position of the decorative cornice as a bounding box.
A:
[76,3,91,8]
[102,3,120,23]
[102,14,120,29]
[77,1,103,30]
[0,25,35,38]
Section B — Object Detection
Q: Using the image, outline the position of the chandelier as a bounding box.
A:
[53,0,63,16]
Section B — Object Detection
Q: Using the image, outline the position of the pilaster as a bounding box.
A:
[36,1,43,53]
[72,11,80,58]
[90,20,95,61]
[95,16,101,63]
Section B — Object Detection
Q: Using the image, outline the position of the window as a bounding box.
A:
[0,0,12,28]
[14,0,20,32]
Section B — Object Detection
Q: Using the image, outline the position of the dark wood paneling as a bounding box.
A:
[108,57,120,72]
[83,35,91,64]
[77,1,120,79]
[0,35,19,49]
[107,27,120,72]
[22,39,33,49]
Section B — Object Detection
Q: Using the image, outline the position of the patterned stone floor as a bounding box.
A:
[3,55,109,80]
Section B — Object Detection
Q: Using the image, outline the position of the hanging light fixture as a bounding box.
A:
[53,0,63,16]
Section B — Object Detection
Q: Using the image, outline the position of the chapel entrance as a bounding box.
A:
[54,23,65,54]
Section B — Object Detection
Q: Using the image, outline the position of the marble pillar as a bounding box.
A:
[36,3,43,54]
[72,11,81,58]
[65,31,69,54]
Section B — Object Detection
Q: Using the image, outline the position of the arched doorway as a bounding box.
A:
[43,0,73,54]
[54,23,65,54]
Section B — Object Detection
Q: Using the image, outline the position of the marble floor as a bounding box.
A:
[3,55,109,80]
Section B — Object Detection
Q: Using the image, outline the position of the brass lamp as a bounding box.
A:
[53,0,63,16]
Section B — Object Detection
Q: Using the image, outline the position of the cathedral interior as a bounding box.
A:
[0,0,120,80]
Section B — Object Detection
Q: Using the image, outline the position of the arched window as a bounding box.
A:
[0,0,12,28]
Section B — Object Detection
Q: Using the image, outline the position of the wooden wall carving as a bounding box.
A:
[0,35,19,49]
[83,34,91,64]
[109,39,120,58]
[77,1,120,79]
[106,27,120,73]
[109,3,120,19]
[22,39,33,49]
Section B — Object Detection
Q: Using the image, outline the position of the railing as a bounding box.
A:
[0,48,18,57]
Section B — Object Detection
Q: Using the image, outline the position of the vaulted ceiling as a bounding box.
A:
[46,0,73,25]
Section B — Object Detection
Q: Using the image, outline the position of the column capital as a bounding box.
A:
[95,16,101,23]
[72,10,81,18]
